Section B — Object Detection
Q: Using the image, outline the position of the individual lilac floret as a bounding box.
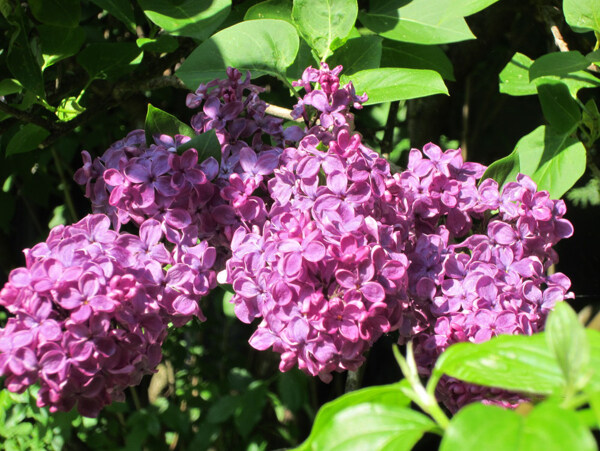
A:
[223,64,415,382]
[0,214,216,417]
[399,146,574,412]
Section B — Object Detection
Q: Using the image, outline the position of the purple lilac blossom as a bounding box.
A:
[0,214,216,417]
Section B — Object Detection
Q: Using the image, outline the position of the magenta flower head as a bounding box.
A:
[0,214,216,417]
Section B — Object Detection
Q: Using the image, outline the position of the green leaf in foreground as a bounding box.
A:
[536,82,581,134]
[482,125,586,199]
[381,41,455,81]
[29,0,80,28]
[359,0,475,45]
[563,0,600,34]
[292,0,357,60]
[327,36,382,76]
[529,51,590,80]
[77,42,141,80]
[177,129,222,163]
[90,0,136,32]
[6,124,50,156]
[441,402,596,451]
[176,19,299,87]
[499,52,600,97]
[38,25,86,70]
[138,0,231,41]
[343,68,448,105]
[432,332,564,395]
[244,0,292,23]
[296,382,435,451]
[145,104,195,145]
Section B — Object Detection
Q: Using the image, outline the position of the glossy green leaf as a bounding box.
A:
[138,0,231,41]
[136,35,179,53]
[441,402,597,451]
[90,0,136,31]
[546,302,590,394]
[537,82,581,134]
[176,19,299,86]
[359,0,475,45]
[292,0,357,60]
[38,25,85,70]
[6,124,49,156]
[343,68,448,105]
[55,97,86,122]
[564,0,600,33]
[483,125,586,199]
[296,382,433,451]
[29,0,80,27]
[7,26,44,97]
[499,52,600,97]
[244,0,293,23]
[433,332,564,395]
[0,79,22,96]
[328,36,382,76]
[77,42,142,80]
[145,104,195,145]
[447,0,501,16]
[441,404,520,451]
[381,41,454,80]
[178,129,222,162]
[529,51,590,80]
[286,39,317,82]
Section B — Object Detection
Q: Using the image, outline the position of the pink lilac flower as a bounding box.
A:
[0,214,215,417]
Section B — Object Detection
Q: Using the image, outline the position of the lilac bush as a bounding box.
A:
[0,63,575,416]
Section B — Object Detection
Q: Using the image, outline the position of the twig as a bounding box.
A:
[265,104,302,122]
[0,101,56,130]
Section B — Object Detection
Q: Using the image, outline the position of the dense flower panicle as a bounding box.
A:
[0,214,216,416]
[66,62,576,411]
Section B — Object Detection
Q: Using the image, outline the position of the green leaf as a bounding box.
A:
[296,382,433,451]
[585,329,600,392]
[55,96,86,122]
[566,177,600,208]
[586,49,600,63]
[328,36,382,76]
[234,382,268,438]
[136,35,179,53]
[244,0,293,23]
[29,0,80,27]
[529,51,590,80]
[381,41,454,81]
[441,402,597,451]
[176,19,299,86]
[499,52,600,97]
[277,370,308,412]
[145,104,195,145]
[546,302,590,394]
[433,332,565,395]
[359,0,476,45]
[446,0,501,16]
[0,79,22,96]
[343,67,448,105]
[38,25,85,70]
[90,0,136,32]
[537,82,581,134]
[583,98,600,140]
[206,395,240,423]
[138,0,231,41]
[483,125,586,199]
[7,26,44,97]
[6,124,49,156]
[177,129,222,162]
[286,39,318,82]
[292,0,357,60]
[441,404,520,451]
[77,42,142,80]
[564,0,600,33]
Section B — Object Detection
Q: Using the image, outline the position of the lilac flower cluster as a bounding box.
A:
[223,64,416,382]
[0,214,215,416]
[75,68,284,267]
[398,149,574,410]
